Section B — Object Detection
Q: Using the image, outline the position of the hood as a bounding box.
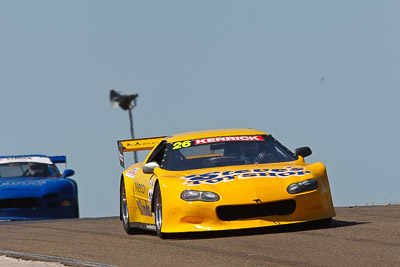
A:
[156,162,317,203]
[0,177,56,188]
[0,177,73,199]
[179,163,312,186]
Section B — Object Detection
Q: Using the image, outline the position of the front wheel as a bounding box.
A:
[74,200,79,218]
[121,179,139,235]
[154,184,169,239]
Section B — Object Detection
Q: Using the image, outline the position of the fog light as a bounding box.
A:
[287,183,303,194]
[287,179,318,194]
[300,179,318,191]
[181,190,220,202]
[61,201,71,207]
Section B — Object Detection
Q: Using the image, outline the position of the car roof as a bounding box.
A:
[165,128,269,143]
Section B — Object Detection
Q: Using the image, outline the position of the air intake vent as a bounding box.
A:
[216,199,296,221]
[0,198,41,209]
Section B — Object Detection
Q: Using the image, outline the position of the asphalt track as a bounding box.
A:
[0,205,399,267]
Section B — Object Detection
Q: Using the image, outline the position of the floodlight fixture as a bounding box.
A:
[109,89,139,163]
[110,89,138,110]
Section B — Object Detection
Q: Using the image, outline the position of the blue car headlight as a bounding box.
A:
[287,179,318,194]
[180,190,220,202]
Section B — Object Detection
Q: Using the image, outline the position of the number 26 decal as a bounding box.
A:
[173,141,192,149]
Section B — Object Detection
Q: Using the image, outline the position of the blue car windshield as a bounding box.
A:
[0,162,60,178]
[164,135,296,171]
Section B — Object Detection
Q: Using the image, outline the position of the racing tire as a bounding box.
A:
[120,179,139,235]
[74,200,80,218]
[154,184,169,239]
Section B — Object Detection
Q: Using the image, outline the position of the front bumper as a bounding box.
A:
[0,196,77,220]
[161,189,335,233]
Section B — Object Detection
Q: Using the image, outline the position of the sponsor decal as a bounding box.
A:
[136,199,152,217]
[135,181,146,194]
[125,168,139,178]
[148,189,153,203]
[181,167,312,186]
[172,136,265,150]
[0,156,52,165]
[0,180,48,187]
[194,135,264,145]
[147,176,155,206]
[148,175,155,187]
[125,140,160,148]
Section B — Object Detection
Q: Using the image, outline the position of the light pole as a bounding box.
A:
[109,89,139,163]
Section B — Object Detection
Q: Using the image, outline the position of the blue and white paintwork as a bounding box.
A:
[0,154,78,221]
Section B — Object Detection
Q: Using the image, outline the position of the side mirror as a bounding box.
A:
[294,147,312,158]
[142,162,160,174]
[62,169,75,178]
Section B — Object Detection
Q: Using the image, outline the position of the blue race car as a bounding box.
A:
[0,154,79,220]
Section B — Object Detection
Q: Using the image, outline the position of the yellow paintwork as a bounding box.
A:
[119,136,167,152]
[120,128,335,234]
[118,136,166,167]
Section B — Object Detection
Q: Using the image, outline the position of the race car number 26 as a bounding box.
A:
[173,141,191,150]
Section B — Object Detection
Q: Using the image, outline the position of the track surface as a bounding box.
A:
[0,205,399,267]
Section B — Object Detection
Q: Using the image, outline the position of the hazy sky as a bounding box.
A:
[1,1,399,218]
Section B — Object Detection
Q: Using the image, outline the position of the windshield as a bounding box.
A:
[164,135,296,171]
[0,162,60,178]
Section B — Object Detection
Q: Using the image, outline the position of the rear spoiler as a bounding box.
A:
[49,155,67,164]
[117,136,166,168]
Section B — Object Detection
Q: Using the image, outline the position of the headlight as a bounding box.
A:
[287,179,318,194]
[180,190,220,202]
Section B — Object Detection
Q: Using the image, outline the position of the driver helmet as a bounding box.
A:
[240,142,260,158]
[224,141,260,163]
[28,162,45,176]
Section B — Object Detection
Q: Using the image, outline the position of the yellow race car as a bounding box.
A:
[117,128,335,238]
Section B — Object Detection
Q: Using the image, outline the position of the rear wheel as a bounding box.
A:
[154,184,168,239]
[121,179,138,235]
